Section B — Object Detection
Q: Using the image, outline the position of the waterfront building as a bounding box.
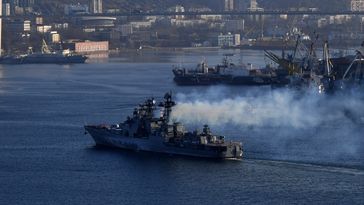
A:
[6,19,31,33]
[248,0,263,11]
[130,21,153,29]
[79,16,116,30]
[90,0,102,14]
[23,20,30,32]
[218,33,240,47]
[119,24,133,37]
[49,31,60,43]
[224,0,234,11]
[75,41,108,52]
[35,16,43,25]
[171,19,205,27]
[235,0,250,11]
[36,25,52,33]
[351,0,364,11]
[224,19,245,32]
[74,40,109,58]
[317,18,328,28]
[200,14,222,21]
[175,5,185,20]
[64,4,89,15]
[2,2,10,16]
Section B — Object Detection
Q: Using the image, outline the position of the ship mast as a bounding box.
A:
[0,0,2,56]
[323,41,332,76]
[41,39,51,54]
[159,92,176,122]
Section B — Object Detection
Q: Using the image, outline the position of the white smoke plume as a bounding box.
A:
[171,87,364,166]
[172,88,363,128]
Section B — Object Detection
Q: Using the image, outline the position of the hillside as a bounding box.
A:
[259,0,350,11]
[34,0,351,15]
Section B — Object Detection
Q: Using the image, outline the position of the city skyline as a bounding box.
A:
[0,0,362,57]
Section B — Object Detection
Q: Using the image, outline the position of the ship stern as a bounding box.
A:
[223,143,243,159]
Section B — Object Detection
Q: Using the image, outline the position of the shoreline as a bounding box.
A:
[110,45,358,55]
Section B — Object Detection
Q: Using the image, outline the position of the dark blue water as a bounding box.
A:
[0,50,363,205]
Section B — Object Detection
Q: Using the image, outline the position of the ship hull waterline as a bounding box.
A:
[85,126,243,160]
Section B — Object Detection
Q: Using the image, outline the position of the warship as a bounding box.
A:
[84,92,243,159]
[173,55,288,86]
[0,51,87,65]
[0,55,22,64]
[0,40,87,65]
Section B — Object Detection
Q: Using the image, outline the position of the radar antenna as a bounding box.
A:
[159,91,176,121]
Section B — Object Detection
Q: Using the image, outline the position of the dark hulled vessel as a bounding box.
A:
[0,40,87,64]
[84,93,243,159]
[20,52,87,64]
[173,55,287,86]
[0,56,22,64]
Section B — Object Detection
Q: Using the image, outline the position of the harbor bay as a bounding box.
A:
[0,50,363,204]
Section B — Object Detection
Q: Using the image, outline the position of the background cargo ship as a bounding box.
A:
[173,55,289,86]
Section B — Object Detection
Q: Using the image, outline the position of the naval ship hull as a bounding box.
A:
[0,55,87,64]
[21,55,87,64]
[85,126,242,159]
[0,56,22,64]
